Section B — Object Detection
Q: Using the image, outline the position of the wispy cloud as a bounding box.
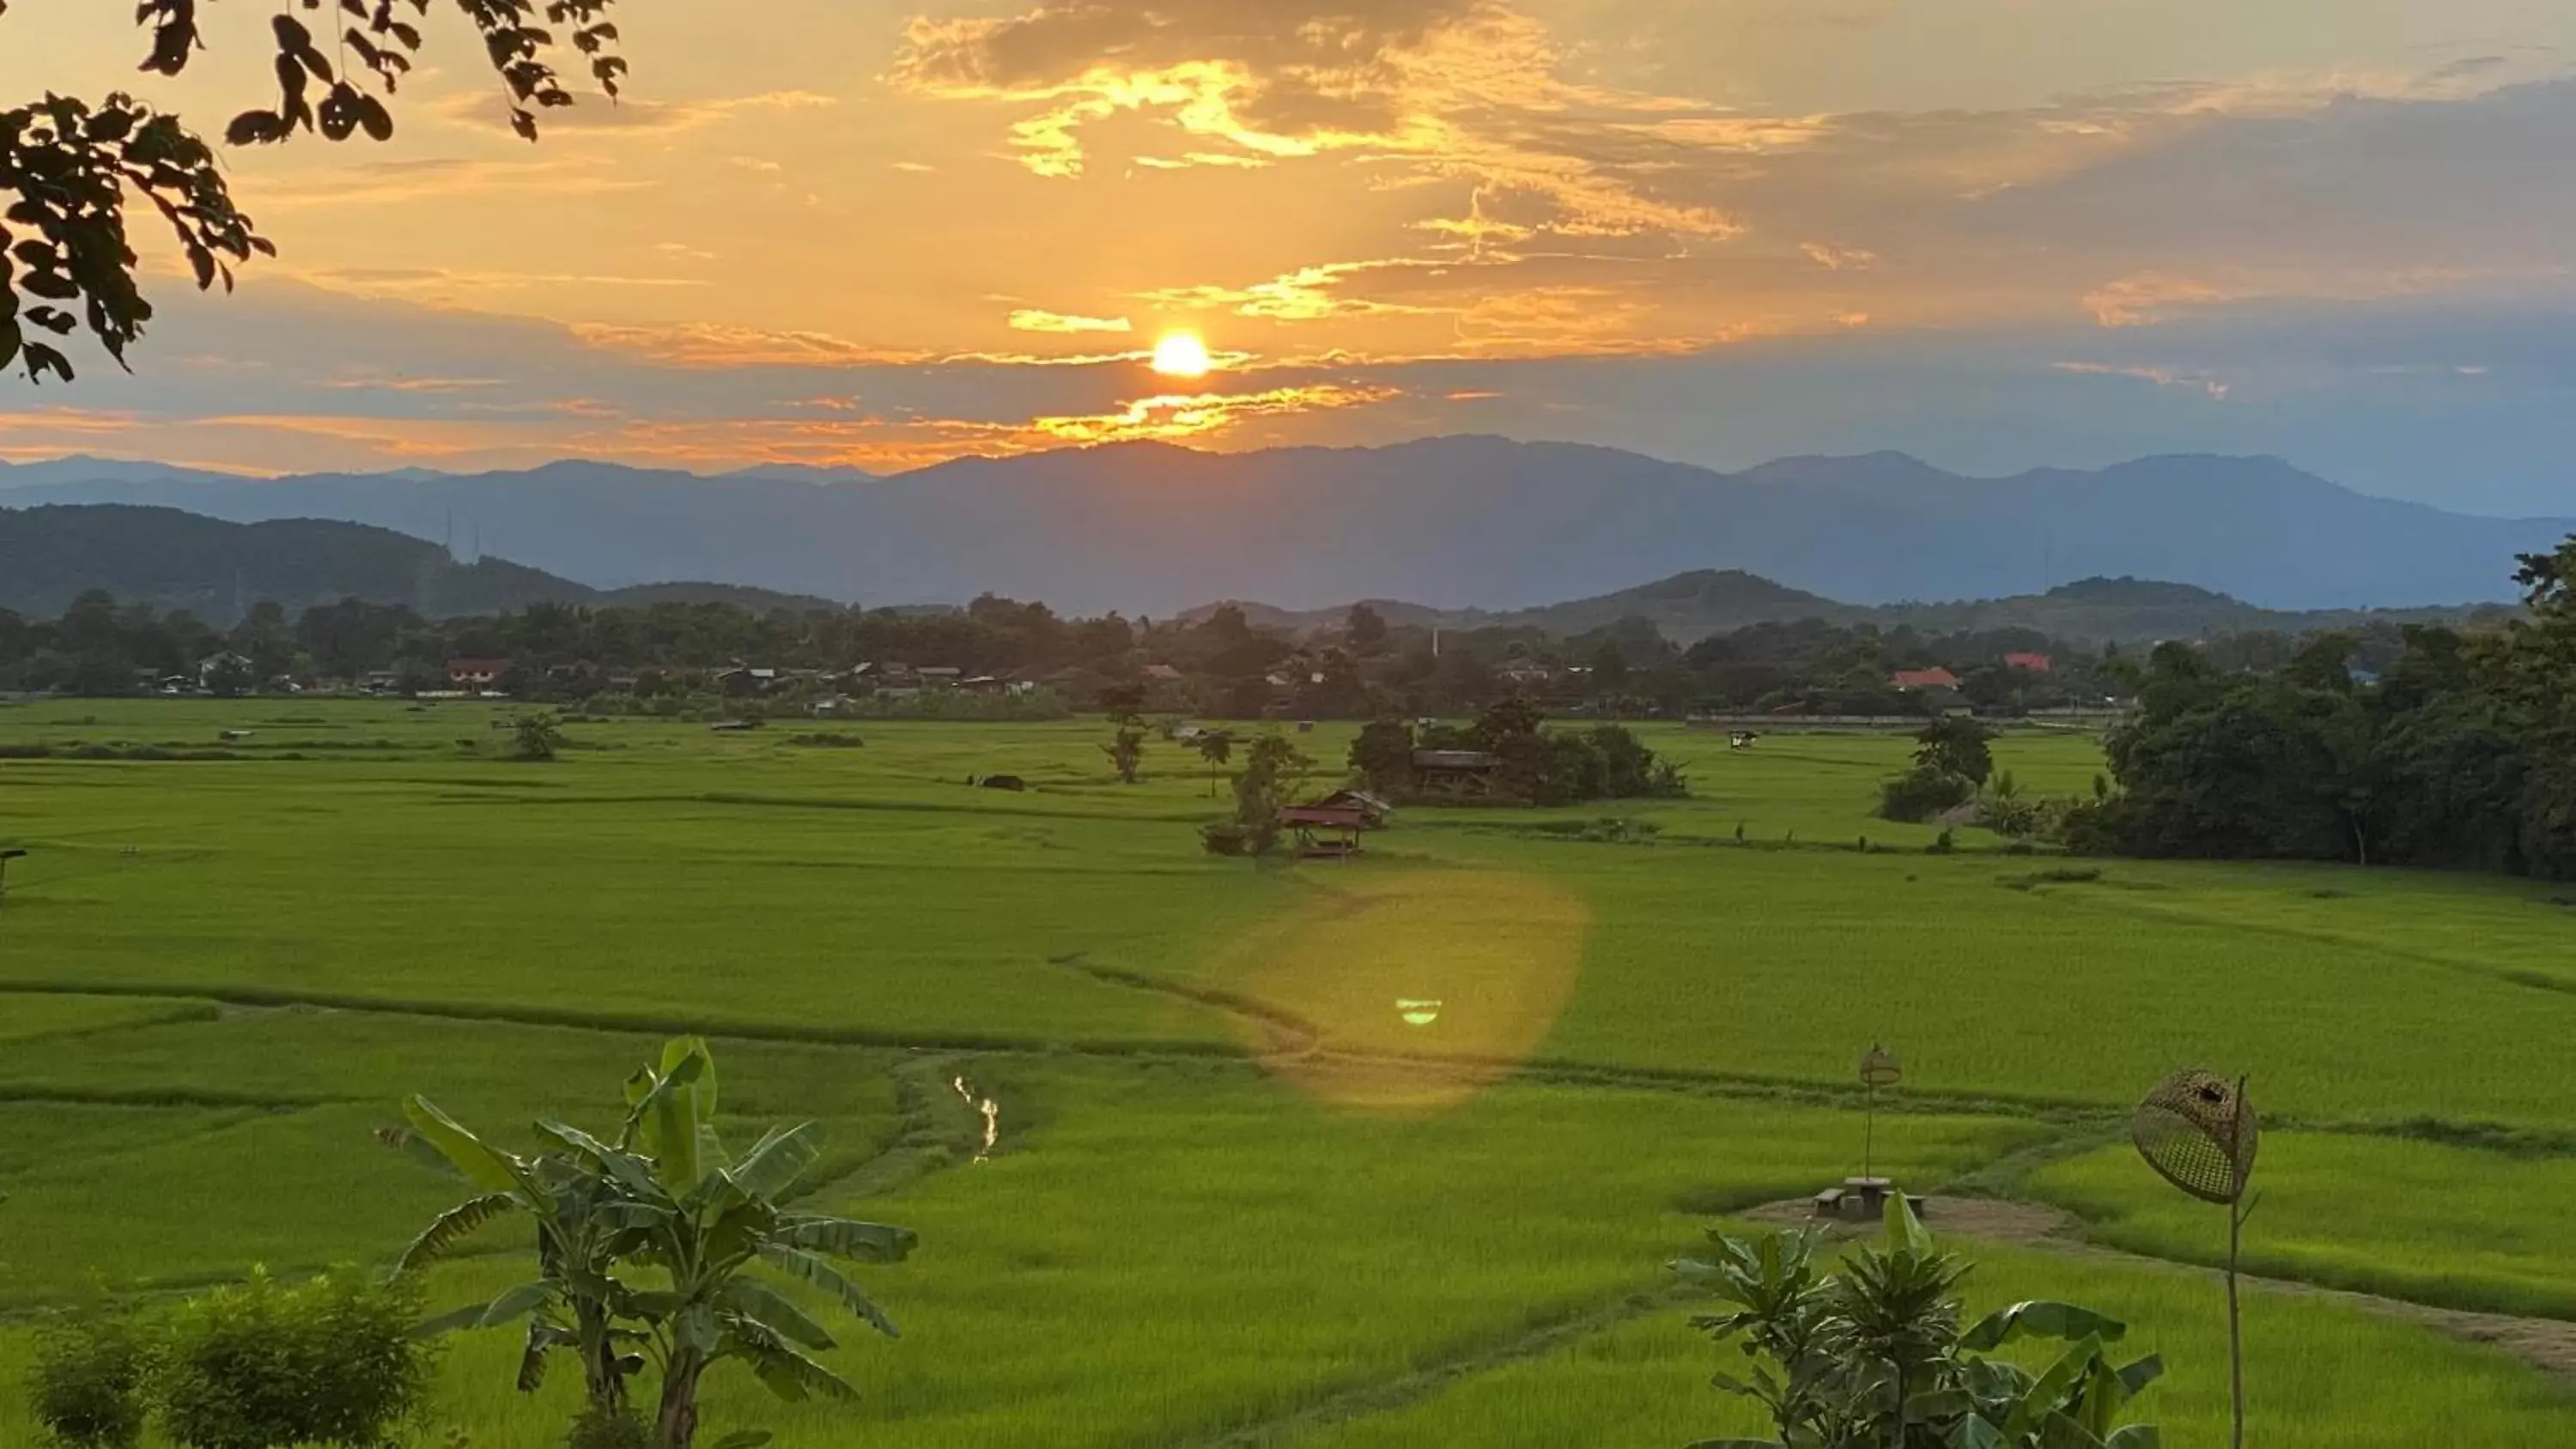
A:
[428,88,837,136]
[1008,310,1134,334]
[2053,361,2231,399]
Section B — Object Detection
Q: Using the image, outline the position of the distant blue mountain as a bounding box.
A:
[9,440,2566,615]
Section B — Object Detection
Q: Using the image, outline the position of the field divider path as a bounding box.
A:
[1999,875,2576,1002]
[1744,1195,2576,1383]
[1177,1282,1696,1448]
[0,979,2293,1129]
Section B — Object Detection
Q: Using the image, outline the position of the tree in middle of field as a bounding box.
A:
[1194,728,1235,797]
[1104,714,1148,784]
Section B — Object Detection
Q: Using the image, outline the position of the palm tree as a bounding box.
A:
[1196,729,1235,797]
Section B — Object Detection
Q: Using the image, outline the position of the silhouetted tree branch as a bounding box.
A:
[0,0,630,382]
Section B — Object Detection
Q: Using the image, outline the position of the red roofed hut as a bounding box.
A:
[1279,804,1369,861]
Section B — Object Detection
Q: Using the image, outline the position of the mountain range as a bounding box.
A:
[0,505,838,621]
[3,439,2568,615]
[0,502,2509,646]
[1211,569,2498,646]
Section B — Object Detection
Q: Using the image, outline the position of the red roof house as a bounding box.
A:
[2005,652,2055,675]
[1890,668,1961,690]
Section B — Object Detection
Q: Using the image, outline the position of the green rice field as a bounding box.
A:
[2,698,2573,1445]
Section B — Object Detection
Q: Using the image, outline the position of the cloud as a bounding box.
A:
[569,323,933,367]
[1023,384,1405,446]
[244,157,654,209]
[1801,242,1877,271]
[1139,260,1445,322]
[891,0,1746,240]
[296,266,714,297]
[1008,310,1134,334]
[2053,361,2232,399]
[428,88,838,136]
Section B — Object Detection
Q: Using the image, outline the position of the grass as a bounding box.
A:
[2026,1131,2576,1320]
[1,698,2573,1443]
[1279,1240,2576,1448]
[0,992,214,1045]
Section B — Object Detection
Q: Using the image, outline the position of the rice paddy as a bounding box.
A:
[1,698,2572,1444]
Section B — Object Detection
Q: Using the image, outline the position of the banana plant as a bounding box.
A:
[394,1038,917,1449]
[1674,1197,2161,1449]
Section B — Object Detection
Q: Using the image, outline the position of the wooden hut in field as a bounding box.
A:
[1412,749,1501,794]
[1309,788,1395,828]
[1279,805,1369,861]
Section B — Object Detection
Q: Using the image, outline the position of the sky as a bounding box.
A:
[3,0,2574,513]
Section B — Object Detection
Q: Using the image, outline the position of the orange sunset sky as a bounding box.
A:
[3,0,2574,511]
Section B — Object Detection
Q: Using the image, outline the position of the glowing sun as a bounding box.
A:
[1150,332,1213,378]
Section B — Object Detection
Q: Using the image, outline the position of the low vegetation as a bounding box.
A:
[31,1272,430,1449]
[1679,1200,2160,1449]
[1,705,2573,1446]
[1350,701,1686,804]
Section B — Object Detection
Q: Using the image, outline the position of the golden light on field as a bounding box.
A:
[1150,332,1214,378]
[1187,870,1593,1114]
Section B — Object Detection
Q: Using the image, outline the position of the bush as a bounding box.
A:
[28,1314,149,1449]
[510,713,567,762]
[1879,765,1974,823]
[564,1406,653,1449]
[158,1270,432,1449]
[1199,822,1253,856]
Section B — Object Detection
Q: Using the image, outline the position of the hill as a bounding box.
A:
[0,506,842,621]
[1204,569,2498,646]
[11,440,2568,615]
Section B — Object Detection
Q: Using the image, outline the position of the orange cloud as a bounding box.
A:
[1008,310,1134,334]
[1027,383,1399,445]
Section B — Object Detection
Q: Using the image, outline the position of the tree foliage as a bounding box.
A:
[1911,716,1995,785]
[1351,704,1684,805]
[1,0,630,380]
[2065,539,2576,879]
[1103,717,1146,784]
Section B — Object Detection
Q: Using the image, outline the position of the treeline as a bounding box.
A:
[2069,537,2576,880]
[2,587,2136,718]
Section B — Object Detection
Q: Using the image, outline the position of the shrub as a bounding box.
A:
[159,1270,432,1449]
[564,1406,653,1449]
[511,713,567,762]
[1927,828,1957,854]
[1199,822,1253,857]
[1879,765,1974,823]
[1677,1198,2162,1448]
[28,1314,149,1449]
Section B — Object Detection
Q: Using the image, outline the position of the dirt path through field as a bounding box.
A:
[1742,1195,2576,1381]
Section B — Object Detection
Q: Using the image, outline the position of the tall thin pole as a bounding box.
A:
[2229,1074,2250,1449]
[2227,1196,2246,1449]
[1863,1082,1876,1181]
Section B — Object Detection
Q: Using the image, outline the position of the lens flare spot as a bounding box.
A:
[1193,870,1593,1113]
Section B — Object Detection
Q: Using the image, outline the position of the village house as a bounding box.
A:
[2004,652,2054,674]
[1889,667,1962,691]
[447,658,510,692]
